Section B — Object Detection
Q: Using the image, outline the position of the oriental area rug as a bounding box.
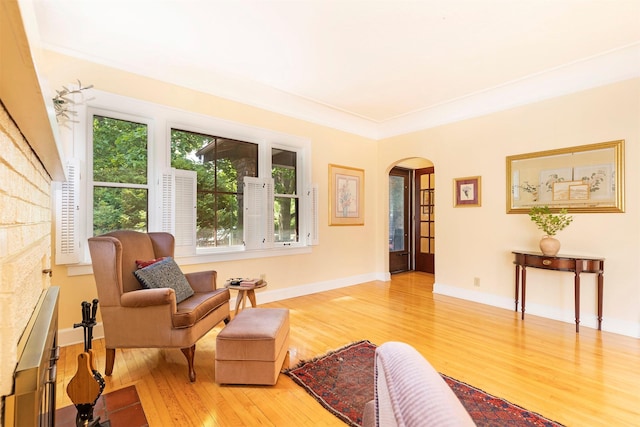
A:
[283,340,564,427]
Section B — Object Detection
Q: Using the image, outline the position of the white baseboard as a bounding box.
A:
[252,272,387,305]
[433,282,640,339]
[59,323,105,347]
[58,272,388,347]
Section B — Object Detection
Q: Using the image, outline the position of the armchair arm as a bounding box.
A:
[185,270,217,292]
[120,288,177,308]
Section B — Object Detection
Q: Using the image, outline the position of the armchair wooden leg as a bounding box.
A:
[181,345,196,382]
[105,348,116,376]
[224,315,231,324]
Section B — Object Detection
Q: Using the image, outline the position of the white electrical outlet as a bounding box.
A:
[473,277,480,287]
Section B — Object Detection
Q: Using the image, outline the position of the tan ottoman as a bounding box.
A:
[215,308,289,385]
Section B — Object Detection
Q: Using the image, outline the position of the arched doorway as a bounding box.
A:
[388,158,435,274]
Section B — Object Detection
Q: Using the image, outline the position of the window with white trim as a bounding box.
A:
[53,90,316,267]
[273,148,299,244]
[170,129,258,249]
[91,114,150,235]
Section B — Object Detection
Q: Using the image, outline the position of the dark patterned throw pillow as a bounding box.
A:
[133,257,194,303]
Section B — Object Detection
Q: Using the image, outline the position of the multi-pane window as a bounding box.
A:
[273,148,298,243]
[171,129,258,248]
[92,115,149,236]
[55,92,314,267]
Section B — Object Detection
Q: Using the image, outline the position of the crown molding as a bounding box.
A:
[44,42,640,141]
[377,42,640,139]
[142,42,640,140]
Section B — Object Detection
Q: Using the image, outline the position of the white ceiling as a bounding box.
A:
[31,0,640,138]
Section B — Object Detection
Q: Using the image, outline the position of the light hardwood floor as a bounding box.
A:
[56,272,640,426]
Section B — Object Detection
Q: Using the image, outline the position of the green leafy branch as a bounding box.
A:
[528,206,573,236]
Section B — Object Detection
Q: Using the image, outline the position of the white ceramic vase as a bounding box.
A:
[539,236,560,256]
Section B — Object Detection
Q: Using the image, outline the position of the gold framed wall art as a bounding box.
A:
[506,140,624,213]
[329,164,364,226]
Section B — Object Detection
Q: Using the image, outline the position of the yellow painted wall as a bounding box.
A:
[41,50,640,336]
[41,51,380,332]
[378,78,640,330]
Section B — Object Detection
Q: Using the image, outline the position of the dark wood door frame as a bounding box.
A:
[389,167,410,274]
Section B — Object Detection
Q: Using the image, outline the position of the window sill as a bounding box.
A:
[180,245,311,266]
[65,245,312,277]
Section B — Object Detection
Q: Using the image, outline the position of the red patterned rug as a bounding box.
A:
[283,340,564,427]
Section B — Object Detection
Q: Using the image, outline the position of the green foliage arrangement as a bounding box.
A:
[528,206,573,236]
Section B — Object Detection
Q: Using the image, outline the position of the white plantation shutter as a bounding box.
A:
[54,159,80,264]
[244,177,274,250]
[161,171,173,233]
[307,184,319,246]
[161,168,197,256]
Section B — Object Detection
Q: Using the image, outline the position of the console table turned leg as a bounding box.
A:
[514,264,520,312]
[521,267,527,320]
[574,272,581,333]
[597,271,604,330]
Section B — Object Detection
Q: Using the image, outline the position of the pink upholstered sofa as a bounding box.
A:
[362,342,475,427]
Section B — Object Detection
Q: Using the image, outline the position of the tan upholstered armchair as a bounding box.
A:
[88,230,231,382]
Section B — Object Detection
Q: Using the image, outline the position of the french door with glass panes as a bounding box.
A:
[415,167,435,273]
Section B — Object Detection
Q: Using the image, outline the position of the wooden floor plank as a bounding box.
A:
[56,272,640,426]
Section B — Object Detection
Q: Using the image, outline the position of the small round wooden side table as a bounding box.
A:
[224,280,267,315]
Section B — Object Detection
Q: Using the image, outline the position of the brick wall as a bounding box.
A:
[0,102,52,398]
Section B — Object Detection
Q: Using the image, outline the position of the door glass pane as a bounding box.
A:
[420,237,429,254]
[420,222,429,235]
[389,175,405,251]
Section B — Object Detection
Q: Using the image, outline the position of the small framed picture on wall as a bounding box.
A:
[454,176,481,207]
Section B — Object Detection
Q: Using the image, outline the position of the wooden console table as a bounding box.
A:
[512,251,604,332]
